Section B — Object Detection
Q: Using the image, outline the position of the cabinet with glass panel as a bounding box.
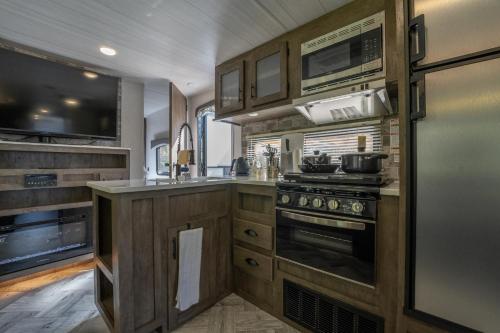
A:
[249,41,288,107]
[215,59,245,114]
[214,40,289,118]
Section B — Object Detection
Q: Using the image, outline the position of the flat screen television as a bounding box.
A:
[0,47,119,139]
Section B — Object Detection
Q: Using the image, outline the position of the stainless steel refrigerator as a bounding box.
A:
[407,1,500,332]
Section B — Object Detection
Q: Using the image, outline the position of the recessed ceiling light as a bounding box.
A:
[99,46,117,56]
[33,115,39,120]
[40,108,49,113]
[64,98,80,107]
[248,112,259,117]
[83,71,98,79]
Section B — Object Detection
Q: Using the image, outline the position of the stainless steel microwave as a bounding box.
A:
[301,11,385,96]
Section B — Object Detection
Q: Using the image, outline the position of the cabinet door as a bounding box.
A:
[167,218,217,329]
[250,41,288,107]
[169,82,187,177]
[215,59,244,115]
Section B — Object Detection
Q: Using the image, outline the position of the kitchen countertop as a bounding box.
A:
[87,176,278,194]
[88,176,400,196]
[380,181,400,197]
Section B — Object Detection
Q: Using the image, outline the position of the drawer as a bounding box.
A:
[233,245,273,282]
[233,218,273,250]
[234,268,274,313]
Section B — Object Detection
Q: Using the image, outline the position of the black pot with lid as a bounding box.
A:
[340,152,388,174]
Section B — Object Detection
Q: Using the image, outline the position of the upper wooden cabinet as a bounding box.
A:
[215,59,245,114]
[249,41,288,107]
[214,40,290,119]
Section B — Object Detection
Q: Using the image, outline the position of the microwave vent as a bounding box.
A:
[338,28,350,36]
[317,37,328,45]
[363,18,376,26]
[284,280,384,333]
[351,25,361,32]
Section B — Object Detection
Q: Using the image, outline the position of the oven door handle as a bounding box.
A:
[280,211,366,231]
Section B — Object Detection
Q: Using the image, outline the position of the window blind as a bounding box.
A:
[303,125,382,161]
[246,136,281,162]
[246,125,382,162]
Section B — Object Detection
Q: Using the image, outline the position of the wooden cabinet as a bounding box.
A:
[215,59,245,114]
[233,218,273,251]
[249,41,288,107]
[232,184,277,314]
[167,218,216,328]
[234,245,273,282]
[169,82,187,176]
[214,41,289,119]
[92,185,231,333]
[166,187,232,330]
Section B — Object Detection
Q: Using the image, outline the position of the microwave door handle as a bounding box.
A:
[281,211,366,231]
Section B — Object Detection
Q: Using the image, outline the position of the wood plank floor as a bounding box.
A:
[0,263,300,333]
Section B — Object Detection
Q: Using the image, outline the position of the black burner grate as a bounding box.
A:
[284,280,384,333]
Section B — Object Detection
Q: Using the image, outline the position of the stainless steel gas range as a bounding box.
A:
[276,173,387,286]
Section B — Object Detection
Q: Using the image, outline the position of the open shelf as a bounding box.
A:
[0,186,91,213]
[0,150,127,169]
[97,267,115,328]
[0,168,128,191]
[97,196,113,271]
[0,201,93,217]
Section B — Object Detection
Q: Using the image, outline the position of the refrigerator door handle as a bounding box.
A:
[409,14,426,65]
[410,73,426,120]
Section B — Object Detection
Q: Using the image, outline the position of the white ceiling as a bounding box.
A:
[0,0,352,97]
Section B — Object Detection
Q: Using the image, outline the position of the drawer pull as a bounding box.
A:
[245,258,259,267]
[244,229,258,237]
[172,238,177,260]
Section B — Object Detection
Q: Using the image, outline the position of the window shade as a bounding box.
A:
[246,136,281,162]
[303,125,382,161]
[247,125,382,162]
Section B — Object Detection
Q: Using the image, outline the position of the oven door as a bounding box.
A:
[276,208,375,285]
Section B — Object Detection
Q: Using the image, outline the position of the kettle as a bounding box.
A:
[230,157,250,176]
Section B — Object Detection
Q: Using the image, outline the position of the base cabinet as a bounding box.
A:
[167,215,232,330]
[92,185,231,333]
[231,185,277,315]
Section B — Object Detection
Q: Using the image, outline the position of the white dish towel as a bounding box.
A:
[175,227,203,311]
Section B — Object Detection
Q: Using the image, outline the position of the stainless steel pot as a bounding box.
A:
[340,153,388,174]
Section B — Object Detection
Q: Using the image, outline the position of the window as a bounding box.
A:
[156,145,169,176]
[197,103,233,176]
[246,136,281,163]
[303,125,382,161]
[246,124,382,162]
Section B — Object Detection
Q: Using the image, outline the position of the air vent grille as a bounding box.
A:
[284,280,384,333]
[363,18,376,26]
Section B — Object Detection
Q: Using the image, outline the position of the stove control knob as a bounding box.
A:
[327,199,340,210]
[281,194,290,204]
[298,196,309,207]
[351,202,364,213]
[312,198,323,208]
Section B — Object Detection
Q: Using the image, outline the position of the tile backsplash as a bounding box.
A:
[242,115,400,180]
